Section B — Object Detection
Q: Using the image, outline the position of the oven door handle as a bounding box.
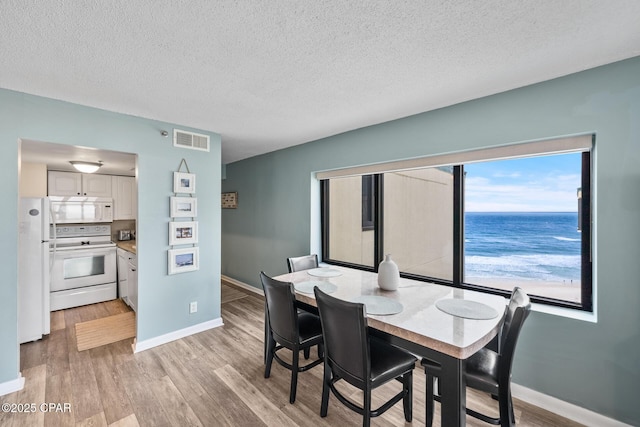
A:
[52,247,116,257]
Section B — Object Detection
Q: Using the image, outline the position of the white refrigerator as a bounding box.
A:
[18,197,51,343]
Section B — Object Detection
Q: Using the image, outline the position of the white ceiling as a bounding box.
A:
[3,1,640,165]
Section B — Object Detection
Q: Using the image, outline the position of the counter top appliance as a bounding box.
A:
[118,229,132,241]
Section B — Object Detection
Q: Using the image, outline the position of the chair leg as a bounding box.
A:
[498,387,514,427]
[264,334,276,378]
[290,349,299,403]
[425,373,435,427]
[263,307,269,363]
[303,347,310,359]
[363,388,372,427]
[320,364,331,417]
[510,392,516,425]
[403,371,413,422]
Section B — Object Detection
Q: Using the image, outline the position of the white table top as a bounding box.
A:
[275,266,507,359]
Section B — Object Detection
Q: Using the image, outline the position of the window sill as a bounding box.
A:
[531,302,597,323]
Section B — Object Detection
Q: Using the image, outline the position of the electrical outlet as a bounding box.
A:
[189,301,197,313]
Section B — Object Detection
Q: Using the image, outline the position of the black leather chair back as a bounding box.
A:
[287,254,319,273]
[314,288,369,383]
[260,272,298,344]
[497,287,531,384]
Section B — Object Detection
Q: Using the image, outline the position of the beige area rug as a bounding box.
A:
[75,311,136,351]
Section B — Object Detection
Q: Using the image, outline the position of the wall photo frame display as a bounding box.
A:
[168,247,199,274]
[169,221,198,246]
[174,172,196,194]
[221,191,238,209]
[171,196,197,218]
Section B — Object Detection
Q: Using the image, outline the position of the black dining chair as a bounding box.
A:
[285,253,320,359]
[287,254,319,273]
[314,287,417,427]
[421,287,531,427]
[260,272,324,404]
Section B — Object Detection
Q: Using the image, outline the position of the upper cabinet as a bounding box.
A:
[48,171,112,197]
[48,171,136,220]
[112,176,137,220]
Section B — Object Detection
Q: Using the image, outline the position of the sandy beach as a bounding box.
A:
[465,276,581,303]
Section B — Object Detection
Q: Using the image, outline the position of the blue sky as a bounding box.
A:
[464,153,581,212]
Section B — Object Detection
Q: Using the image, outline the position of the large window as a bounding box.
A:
[321,137,593,311]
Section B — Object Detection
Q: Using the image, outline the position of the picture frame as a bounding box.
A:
[168,247,199,275]
[170,196,197,218]
[221,191,238,209]
[169,221,198,246]
[173,172,196,194]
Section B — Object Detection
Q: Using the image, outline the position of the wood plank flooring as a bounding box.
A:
[0,283,584,426]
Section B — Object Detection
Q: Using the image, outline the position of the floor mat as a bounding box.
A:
[75,311,136,351]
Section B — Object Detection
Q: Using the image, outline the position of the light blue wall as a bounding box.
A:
[222,57,640,424]
[0,89,221,384]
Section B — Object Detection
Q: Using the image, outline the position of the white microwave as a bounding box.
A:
[49,196,113,223]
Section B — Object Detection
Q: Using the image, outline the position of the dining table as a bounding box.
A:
[273,265,507,427]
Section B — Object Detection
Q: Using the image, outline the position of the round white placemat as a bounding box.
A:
[435,298,499,320]
[294,281,338,294]
[307,268,343,278]
[349,295,403,315]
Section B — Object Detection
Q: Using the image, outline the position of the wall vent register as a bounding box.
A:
[173,129,210,152]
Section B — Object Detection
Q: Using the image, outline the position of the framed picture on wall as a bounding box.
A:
[170,196,197,218]
[168,247,199,275]
[169,221,198,245]
[221,191,238,209]
[174,172,196,194]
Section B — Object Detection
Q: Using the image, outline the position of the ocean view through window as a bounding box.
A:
[463,154,585,305]
[320,136,592,311]
[464,212,581,303]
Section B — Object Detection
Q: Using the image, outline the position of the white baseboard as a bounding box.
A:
[133,318,224,353]
[0,374,25,397]
[511,383,631,427]
[221,274,263,296]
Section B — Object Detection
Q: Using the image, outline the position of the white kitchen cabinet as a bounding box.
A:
[48,171,81,196]
[48,171,112,197]
[117,248,129,304]
[112,176,137,220]
[127,253,138,313]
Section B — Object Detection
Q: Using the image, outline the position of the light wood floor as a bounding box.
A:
[0,283,584,427]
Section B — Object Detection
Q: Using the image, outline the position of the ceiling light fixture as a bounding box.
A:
[70,161,103,174]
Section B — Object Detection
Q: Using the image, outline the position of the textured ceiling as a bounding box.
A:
[2,1,640,164]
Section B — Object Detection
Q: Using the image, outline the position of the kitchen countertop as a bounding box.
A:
[116,240,136,254]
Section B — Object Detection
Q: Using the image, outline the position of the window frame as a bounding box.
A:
[320,141,593,312]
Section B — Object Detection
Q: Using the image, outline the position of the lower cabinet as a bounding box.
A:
[127,254,138,313]
[117,248,129,304]
[117,247,137,312]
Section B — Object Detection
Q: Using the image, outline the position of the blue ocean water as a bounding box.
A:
[464,212,581,282]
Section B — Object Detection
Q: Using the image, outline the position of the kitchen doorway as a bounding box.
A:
[18,139,138,365]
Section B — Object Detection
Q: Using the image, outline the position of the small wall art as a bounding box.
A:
[174,171,196,194]
[170,196,198,218]
[221,191,238,209]
[168,247,199,274]
[169,221,198,246]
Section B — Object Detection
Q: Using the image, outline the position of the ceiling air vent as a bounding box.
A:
[173,129,210,152]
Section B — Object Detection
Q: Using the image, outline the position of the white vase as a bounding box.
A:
[378,254,400,291]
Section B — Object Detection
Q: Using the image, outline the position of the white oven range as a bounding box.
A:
[50,224,117,311]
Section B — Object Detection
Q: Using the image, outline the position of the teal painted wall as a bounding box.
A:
[222,57,640,424]
[0,89,221,385]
